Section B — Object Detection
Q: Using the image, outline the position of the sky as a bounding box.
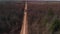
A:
[0,0,60,1]
[28,0,60,1]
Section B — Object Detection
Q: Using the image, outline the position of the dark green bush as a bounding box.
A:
[49,18,60,34]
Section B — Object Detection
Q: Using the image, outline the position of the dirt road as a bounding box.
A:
[20,1,28,34]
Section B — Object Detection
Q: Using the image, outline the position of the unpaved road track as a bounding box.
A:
[20,1,28,34]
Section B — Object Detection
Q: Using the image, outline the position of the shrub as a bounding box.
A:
[49,18,60,34]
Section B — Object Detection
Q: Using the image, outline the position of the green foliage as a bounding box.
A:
[49,18,60,34]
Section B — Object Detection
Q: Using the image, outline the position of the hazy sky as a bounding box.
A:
[0,0,60,1]
[28,0,60,1]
